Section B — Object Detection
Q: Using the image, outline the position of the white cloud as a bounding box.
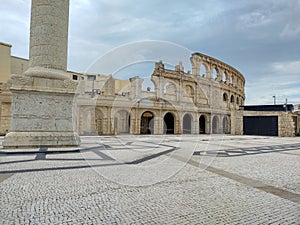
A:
[271,60,300,74]
[280,23,300,38]
[246,60,300,105]
[237,10,271,29]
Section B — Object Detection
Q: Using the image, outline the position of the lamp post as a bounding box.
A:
[272,95,276,105]
[91,76,100,98]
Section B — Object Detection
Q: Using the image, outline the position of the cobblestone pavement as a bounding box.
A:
[0,135,300,224]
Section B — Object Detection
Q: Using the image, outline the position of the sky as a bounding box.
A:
[0,0,299,105]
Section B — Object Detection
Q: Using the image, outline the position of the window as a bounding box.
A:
[230,95,235,103]
[223,93,228,101]
[87,75,96,81]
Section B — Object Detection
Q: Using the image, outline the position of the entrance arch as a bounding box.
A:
[164,112,174,134]
[199,115,206,134]
[183,114,192,134]
[115,110,130,134]
[212,116,219,134]
[95,109,104,135]
[222,116,230,134]
[140,111,154,134]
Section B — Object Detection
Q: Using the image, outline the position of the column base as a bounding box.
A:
[3,132,80,148]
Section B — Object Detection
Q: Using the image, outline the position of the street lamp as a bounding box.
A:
[90,76,101,98]
[272,95,276,105]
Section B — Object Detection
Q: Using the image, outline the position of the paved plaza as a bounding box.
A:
[0,135,300,224]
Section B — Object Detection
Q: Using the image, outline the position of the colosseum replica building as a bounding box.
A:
[75,53,245,136]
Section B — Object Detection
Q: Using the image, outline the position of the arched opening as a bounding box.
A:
[164,82,176,94]
[212,116,219,134]
[230,76,233,85]
[223,93,228,102]
[230,95,235,103]
[115,110,130,134]
[163,82,177,101]
[95,109,104,135]
[212,68,218,80]
[222,116,230,134]
[236,97,239,106]
[140,111,154,134]
[199,115,206,134]
[185,85,194,97]
[200,64,207,77]
[183,114,192,134]
[164,112,174,134]
[222,72,227,83]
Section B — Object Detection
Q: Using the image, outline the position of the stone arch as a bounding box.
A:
[200,63,209,78]
[183,113,192,134]
[114,110,130,134]
[222,115,230,134]
[223,92,228,102]
[222,71,227,83]
[236,96,239,106]
[199,114,206,134]
[163,80,177,93]
[185,84,194,97]
[142,78,156,92]
[150,76,159,92]
[229,75,233,85]
[212,67,218,80]
[140,111,155,134]
[164,112,175,134]
[212,115,219,134]
[230,95,235,103]
[95,108,104,135]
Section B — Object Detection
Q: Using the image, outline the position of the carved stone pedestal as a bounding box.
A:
[3,73,80,148]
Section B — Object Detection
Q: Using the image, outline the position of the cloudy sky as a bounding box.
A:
[1,0,299,105]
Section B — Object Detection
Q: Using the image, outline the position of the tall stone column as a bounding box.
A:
[3,0,80,148]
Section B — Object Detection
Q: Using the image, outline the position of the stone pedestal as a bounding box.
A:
[3,74,80,147]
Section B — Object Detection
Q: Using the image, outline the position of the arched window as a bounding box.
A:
[223,93,228,101]
[185,85,194,97]
[200,64,207,77]
[230,95,235,103]
[222,72,227,83]
[164,82,176,94]
[212,68,218,80]
[230,76,233,85]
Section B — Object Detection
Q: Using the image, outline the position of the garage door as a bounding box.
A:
[243,116,278,136]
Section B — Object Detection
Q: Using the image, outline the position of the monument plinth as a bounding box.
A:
[3,0,80,147]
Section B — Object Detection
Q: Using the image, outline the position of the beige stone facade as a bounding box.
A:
[1,43,299,137]
[0,42,12,84]
[75,53,246,136]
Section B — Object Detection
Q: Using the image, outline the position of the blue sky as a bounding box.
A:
[1,0,299,105]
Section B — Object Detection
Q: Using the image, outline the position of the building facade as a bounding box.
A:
[1,42,298,137]
[76,53,245,136]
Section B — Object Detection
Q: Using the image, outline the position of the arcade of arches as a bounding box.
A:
[90,108,231,135]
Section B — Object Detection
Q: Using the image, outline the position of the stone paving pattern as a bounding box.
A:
[0,135,300,224]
